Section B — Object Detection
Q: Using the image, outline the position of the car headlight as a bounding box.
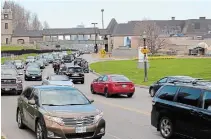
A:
[94,111,103,123]
[44,115,64,126]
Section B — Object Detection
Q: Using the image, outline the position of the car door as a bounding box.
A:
[94,76,103,93]
[26,89,39,131]
[197,90,211,139]
[100,75,109,93]
[21,87,33,127]
[154,77,168,92]
[174,87,203,138]
[97,76,105,93]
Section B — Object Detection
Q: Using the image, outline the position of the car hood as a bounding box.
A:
[42,104,99,117]
[48,81,74,86]
[1,75,17,79]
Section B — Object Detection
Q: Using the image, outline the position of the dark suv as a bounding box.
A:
[16,85,105,139]
[151,84,211,139]
[65,65,85,84]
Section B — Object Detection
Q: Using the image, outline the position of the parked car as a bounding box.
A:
[63,55,73,63]
[1,66,23,95]
[151,83,211,139]
[25,56,35,64]
[65,65,84,84]
[149,76,202,97]
[14,60,24,69]
[25,66,42,81]
[91,74,135,98]
[42,74,74,87]
[16,85,105,139]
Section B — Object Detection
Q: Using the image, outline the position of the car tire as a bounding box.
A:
[159,117,174,139]
[150,88,155,97]
[17,109,25,129]
[94,137,102,139]
[127,93,134,98]
[17,90,22,95]
[91,85,96,94]
[104,88,110,98]
[36,119,47,139]
[81,80,84,84]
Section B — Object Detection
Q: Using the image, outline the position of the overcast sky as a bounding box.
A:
[4,0,211,28]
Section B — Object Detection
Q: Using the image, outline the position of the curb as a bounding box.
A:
[90,69,149,89]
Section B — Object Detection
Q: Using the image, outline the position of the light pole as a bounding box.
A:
[142,31,148,82]
[101,9,104,29]
[92,23,98,53]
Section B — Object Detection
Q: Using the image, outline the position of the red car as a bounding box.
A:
[90,74,135,98]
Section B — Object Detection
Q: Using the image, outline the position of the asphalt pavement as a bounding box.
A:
[1,54,178,139]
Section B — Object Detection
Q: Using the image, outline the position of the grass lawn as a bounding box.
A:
[1,46,36,51]
[1,53,38,63]
[90,58,211,86]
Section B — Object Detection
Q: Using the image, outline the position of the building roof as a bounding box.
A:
[13,30,43,37]
[3,1,10,9]
[42,28,99,35]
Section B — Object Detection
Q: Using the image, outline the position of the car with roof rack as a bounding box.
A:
[149,76,202,97]
[151,83,211,139]
[16,85,105,139]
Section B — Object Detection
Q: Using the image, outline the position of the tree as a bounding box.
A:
[31,13,42,30]
[43,21,50,29]
[142,21,168,54]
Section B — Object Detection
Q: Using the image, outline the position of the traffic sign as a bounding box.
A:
[141,48,150,54]
[100,49,106,58]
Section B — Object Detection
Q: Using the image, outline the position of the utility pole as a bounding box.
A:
[101,9,104,29]
[92,23,98,53]
[142,31,148,82]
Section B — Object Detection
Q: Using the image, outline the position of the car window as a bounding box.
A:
[50,75,69,81]
[98,77,103,81]
[176,87,202,107]
[158,77,168,83]
[110,75,130,82]
[203,91,211,111]
[157,85,179,101]
[102,76,108,81]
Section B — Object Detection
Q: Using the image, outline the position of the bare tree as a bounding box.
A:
[31,13,42,30]
[43,21,50,29]
[142,21,168,54]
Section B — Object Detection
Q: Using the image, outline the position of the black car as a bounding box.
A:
[149,76,202,97]
[25,67,42,81]
[63,55,73,63]
[151,83,211,139]
[65,65,84,84]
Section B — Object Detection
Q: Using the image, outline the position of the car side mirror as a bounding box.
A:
[90,99,94,103]
[28,99,36,105]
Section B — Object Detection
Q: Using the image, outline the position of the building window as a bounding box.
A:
[4,14,8,19]
[5,23,8,29]
[6,38,9,44]
[194,23,200,29]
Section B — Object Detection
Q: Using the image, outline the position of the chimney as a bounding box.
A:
[199,17,206,20]
[171,17,175,20]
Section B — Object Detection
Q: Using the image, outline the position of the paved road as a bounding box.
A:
[1,54,180,139]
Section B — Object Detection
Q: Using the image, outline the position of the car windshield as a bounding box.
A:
[68,67,82,72]
[27,56,34,59]
[27,63,39,67]
[111,75,130,82]
[50,75,69,81]
[41,89,90,105]
[1,69,17,76]
[14,60,22,63]
[27,67,40,72]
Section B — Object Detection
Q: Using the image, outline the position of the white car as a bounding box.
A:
[42,74,74,87]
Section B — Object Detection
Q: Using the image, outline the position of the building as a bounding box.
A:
[1,2,211,54]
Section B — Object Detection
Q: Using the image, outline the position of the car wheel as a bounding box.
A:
[150,88,155,97]
[127,93,134,98]
[25,78,28,81]
[94,137,102,139]
[91,85,96,94]
[81,80,84,84]
[159,117,174,139]
[36,120,46,139]
[17,90,22,95]
[17,109,25,129]
[104,88,110,98]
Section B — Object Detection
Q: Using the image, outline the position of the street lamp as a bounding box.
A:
[92,23,98,53]
[101,9,104,29]
[142,31,148,82]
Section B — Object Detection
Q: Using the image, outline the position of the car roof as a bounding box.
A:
[32,85,76,90]
[166,83,211,91]
[68,65,81,68]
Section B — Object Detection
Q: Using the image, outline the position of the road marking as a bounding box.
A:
[107,132,122,139]
[94,99,151,116]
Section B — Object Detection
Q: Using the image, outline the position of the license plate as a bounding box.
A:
[75,127,86,133]
[122,85,127,88]
[32,76,35,78]
[72,74,78,76]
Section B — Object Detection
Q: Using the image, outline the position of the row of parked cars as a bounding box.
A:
[150,76,211,139]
